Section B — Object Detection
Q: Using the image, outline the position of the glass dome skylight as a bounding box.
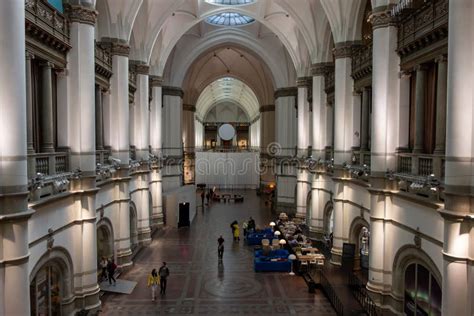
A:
[206,12,255,26]
[206,0,255,5]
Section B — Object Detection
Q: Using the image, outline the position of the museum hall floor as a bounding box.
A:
[99,190,336,315]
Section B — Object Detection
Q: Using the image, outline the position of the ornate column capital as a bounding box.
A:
[99,38,130,57]
[369,6,397,30]
[311,62,333,76]
[130,61,150,75]
[333,41,361,59]
[296,77,312,88]
[25,50,35,60]
[435,54,448,64]
[149,75,163,87]
[65,4,98,26]
[274,87,297,99]
[414,64,430,72]
[40,61,55,69]
[162,86,184,98]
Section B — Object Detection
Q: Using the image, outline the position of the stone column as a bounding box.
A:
[65,4,101,311]
[274,88,297,213]
[366,8,400,310]
[149,76,164,227]
[360,87,371,151]
[352,91,362,149]
[398,71,411,151]
[26,52,35,154]
[413,64,427,154]
[104,38,133,267]
[434,55,447,155]
[441,0,474,314]
[40,61,55,153]
[295,78,311,219]
[95,85,104,150]
[0,1,33,314]
[260,104,275,187]
[162,86,184,191]
[130,62,151,246]
[311,63,329,159]
[183,104,196,185]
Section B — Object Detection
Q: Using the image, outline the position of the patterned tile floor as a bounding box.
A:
[100,190,336,316]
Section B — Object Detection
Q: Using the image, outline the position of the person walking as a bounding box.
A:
[147,269,160,301]
[206,192,210,205]
[232,222,240,242]
[201,190,205,207]
[99,257,108,282]
[158,262,170,295]
[217,235,225,259]
[107,258,117,286]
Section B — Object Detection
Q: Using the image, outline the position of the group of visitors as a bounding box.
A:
[147,262,170,301]
[99,257,117,286]
[201,187,217,207]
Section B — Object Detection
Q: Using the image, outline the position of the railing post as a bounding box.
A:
[411,155,418,175]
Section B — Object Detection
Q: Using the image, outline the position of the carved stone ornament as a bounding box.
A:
[150,75,163,87]
[414,227,422,248]
[134,64,150,76]
[65,4,98,26]
[162,86,184,98]
[369,10,397,30]
[99,205,105,219]
[333,43,354,59]
[311,62,333,76]
[47,228,55,250]
[296,77,312,88]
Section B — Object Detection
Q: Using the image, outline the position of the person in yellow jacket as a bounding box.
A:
[233,222,240,242]
[147,269,160,301]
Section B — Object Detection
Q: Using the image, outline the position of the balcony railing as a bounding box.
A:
[96,148,111,165]
[25,0,70,45]
[29,152,69,178]
[396,153,444,180]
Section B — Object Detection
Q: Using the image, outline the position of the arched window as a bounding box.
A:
[130,203,138,250]
[30,262,63,316]
[404,263,442,316]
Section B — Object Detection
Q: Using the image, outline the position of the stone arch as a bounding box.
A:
[97,217,115,261]
[391,244,443,309]
[348,216,370,270]
[29,247,75,315]
[129,201,138,250]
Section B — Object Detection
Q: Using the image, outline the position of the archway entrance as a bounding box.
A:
[323,202,334,249]
[348,217,370,271]
[30,263,63,316]
[97,220,114,261]
[404,263,442,315]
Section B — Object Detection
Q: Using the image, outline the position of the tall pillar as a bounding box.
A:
[441,0,474,314]
[105,38,133,266]
[333,42,355,166]
[311,63,329,159]
[162,86,184,191]
[296,78,311,219]
[352,91,362,149]
[130,62,151,246]
[0,1,33,315]
[95,85,104,150]
[149,76,164,227]
[65,4,101,311]
[274,88,297,213]
[413,65,427,154]
[40,61,55,153]
[398,71,411,151]
[183,104,196,185]
[260,104,275,187]
[434,55,448,155]
[360,87,371,151]
[366,8,400,310]
[26,52,35,154]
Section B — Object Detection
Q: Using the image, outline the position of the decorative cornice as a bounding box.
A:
[149,75,163,87]
[369,7,397,30]
[333,41,362,59]
[260,104,275,112]
[274,87,297,99]
[296,77,312,88]
[129,61,149,75]
[100,39,130,57]
[183,104,196,112]
[64,4,97,26]
[162,86,184,98]
[311,62,333,76]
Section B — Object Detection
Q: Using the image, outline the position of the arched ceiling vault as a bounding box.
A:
[95,0,366,80]
[196,77,260,121]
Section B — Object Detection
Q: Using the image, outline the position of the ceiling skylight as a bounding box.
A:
[206,0,255,5]
[206,12,255,27]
